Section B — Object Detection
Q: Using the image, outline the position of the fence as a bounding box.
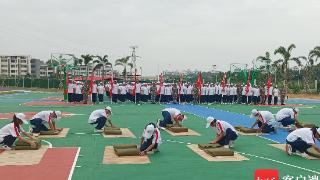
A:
[0,78,61,89]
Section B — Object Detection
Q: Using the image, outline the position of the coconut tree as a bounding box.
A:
[115,56,133,82]
[92,55,112,82]
[273,44,303,93]
[80,54,94,77]
[309,46,320,62]
[256,51,272,73]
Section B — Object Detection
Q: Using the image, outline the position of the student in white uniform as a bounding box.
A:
[0,113,37,150]
[206,117,238,148]
[140,123,162,155]
[250,109,276,133]
[67,81,75,102]
[157,108,187,129]
[111,82,119,103]
[119,84,127,102]
[30,111,62,134]
[273,86,280,105]
[180,84,187,103]
[286,127,320,157]
[97,83,105,103]
[75,82,83,103]
[91,82,98,104]
[208,84,215,103]
[88,106,112,132]
[186,84,193,103]
[135,82,141,103]
[241,85,247,104]
[267,85,274,105]
[276,108,299,127]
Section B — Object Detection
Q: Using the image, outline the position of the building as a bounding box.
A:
[30,58,42,78]
[39,64,54,78]
[0,55,31,76]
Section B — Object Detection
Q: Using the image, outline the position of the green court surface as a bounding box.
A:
[0,92,319,180]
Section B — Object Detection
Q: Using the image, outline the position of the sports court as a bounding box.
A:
[0,91,319,180]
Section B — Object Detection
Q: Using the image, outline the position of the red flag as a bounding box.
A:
[245,70,251,96]
[178,74,183,97]
[64,71,69,95]
[157,73,164,95]
[196,72,203,96]
[266,74,272,96]
[131,69,137,96]
[109,72,114,97]
[89,71,94,94]
[221,72,227,90]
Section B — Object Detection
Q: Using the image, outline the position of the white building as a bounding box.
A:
[39,64,54,78]
[0,55,31,76]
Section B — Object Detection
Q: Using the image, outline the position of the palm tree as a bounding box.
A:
[256,51,272,73]
[273,44,303,93]
[309,46,320,62]
[81,54,94,77]
[93,55,112,81]
[115,56,133,82]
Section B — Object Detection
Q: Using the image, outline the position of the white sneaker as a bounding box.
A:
[229,141,235,148]
[2,145,12,150]
[294,151,308,158]
[223,145,230,149]
[156,119,160,128]
[286,144,292,155]
[159,127,166,130]
[29,125,33,133]
[33,133,39,137]
[94,128,104,133]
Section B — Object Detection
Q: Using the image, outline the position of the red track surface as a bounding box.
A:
[0,112,73,120]
[0,148,78,180]
[256,104,303,107]
[24,101,93,106]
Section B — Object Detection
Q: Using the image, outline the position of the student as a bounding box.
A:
[97,83,105,103]
[276,108,299,127]
[206,117,238,148]
[30,111,62,134]
[119,83,127,102]
[140,123,161,155]
[67,81,75,102]
[273,86,280,105]
[157,108,186,129]
[88,106,112,132]
[250,109,276,133]
[91,82,98,104]
[0,113,37,150]
[286,127,320,158]
[75,82,83,103]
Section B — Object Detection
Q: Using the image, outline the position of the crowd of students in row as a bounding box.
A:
[66,81,286,105]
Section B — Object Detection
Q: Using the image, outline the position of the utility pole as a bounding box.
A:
[130,46,138,71]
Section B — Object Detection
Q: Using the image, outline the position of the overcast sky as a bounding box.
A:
[0,0,319,75]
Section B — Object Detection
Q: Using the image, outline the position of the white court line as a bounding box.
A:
[238,151,320,175]
[68,147,81,180]
[42,140,52,148]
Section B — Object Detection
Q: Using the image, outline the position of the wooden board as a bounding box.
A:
[164,128,200,136]
[237,131,263,136]
[102,128,136,138]
[102,146,150,164]
[38,128,69,138]
[187,144,248,162]
[269,144,319,160]
[0,146,48,166]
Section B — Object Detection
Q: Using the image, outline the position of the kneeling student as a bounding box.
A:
[88,106,113,132]
[0,113,37,150]
[276,107,299,127]
[157,108,186,129]
[286,127,320,158]
[206,117,238,148]
[250,109,276,133]
[30,110,62,134]
[140,123,161,155]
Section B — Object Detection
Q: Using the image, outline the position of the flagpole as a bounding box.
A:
[134,68,137,104]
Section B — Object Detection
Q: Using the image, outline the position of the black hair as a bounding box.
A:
[311,126,319,136]
[145,122,156,129]
[11,114,21,128]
